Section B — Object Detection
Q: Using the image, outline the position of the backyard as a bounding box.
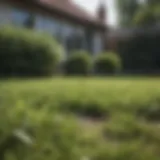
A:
[0,0,159,159]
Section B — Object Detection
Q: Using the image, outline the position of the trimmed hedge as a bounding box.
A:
[118,28,160,73]
[94,52,122,75]
[0,27,62,77]
[64,51,92,76]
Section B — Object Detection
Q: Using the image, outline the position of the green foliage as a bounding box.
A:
[64,51,92,76]
[94,52,122,74]
[116,0,160,27]
[133,4,160,26]
[118,29,160,73]
[116,0,160,73]
[116,0,140,26]
[0,27,62,77]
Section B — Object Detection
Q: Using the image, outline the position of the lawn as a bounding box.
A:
[1,77,160,118]
[0,77,160,160]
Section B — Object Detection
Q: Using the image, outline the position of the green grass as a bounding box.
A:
[1,77,160,119]
[0,77,160,160]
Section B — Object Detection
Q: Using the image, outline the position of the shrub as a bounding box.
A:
[118,28,160,73]
[94,52,122,75]
[0,27,62,77]
[64,51,92,76]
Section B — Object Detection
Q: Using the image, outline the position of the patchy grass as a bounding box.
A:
[0,77,160,160]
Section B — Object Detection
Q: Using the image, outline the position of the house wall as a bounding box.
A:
[93,32,103,55]
[0,1,104,55]
[0,2,12,26]
[35,14,88,55]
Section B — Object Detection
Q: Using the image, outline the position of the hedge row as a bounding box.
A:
[0,27,122,77]
[94,53,122,75]
[64,51,92,76]
[64,51,122,75]
[0,27,62,77]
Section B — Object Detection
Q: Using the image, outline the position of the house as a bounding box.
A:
[0,0,107,55]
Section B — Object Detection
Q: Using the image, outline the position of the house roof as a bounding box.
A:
[36,0,106,29]
[7,0,106,29]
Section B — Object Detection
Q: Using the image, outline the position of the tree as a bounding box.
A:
[116,0,140,27]
[133,1,160,27]
[116,0,160,27]
[145,0,159,5]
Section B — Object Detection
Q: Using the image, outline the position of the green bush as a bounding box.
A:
[0,27,62,77]
[64,51,92,76]
[94,52,122,75]
[118,27,160,73]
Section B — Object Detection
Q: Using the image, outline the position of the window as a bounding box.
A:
[35,15,62,39]
[64,25,88,53]
[11,8,32,27]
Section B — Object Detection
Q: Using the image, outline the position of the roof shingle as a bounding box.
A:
[38,0,104,26]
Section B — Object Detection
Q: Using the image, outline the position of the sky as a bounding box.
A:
[73,0,117,26]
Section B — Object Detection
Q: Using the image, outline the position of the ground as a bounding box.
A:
[0,77,160,160]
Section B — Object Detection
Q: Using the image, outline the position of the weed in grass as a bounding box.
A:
[92,141,160,160]
[103,113,160,144]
